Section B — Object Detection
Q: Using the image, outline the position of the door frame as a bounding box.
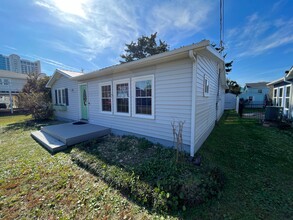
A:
[78,83,89,120]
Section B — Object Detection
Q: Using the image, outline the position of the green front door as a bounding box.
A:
[80,84,88,120]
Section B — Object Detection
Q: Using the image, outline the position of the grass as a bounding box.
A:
[0,111,292,219]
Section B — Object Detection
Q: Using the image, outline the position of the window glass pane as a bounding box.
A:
[278,98,282,106]
[58,90,61,104]
[101,85,111,112]
[117,98,129,113]
[285,98,290,108]
[286,86,290,97]
[62,89,66,104]
[102,99,111,111]
[116,83,128,98]
[274,89,277,97]
[116,83,129,113]
[134,78,152,116]
[279,88,283,97]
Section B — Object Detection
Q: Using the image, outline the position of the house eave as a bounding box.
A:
[73,40,223,81]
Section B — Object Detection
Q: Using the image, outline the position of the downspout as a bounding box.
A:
[189,50,197,157]
[216,64,220,122]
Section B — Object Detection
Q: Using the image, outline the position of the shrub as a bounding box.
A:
[71,136,225,213]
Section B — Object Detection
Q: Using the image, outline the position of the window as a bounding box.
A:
[55,88,68,106]
[278,87,283,107]
[114,79,130,115]
[248,96,253,101]
[203,75,209,96]
[258,89,262,93]
[100,82,112,113]
[0,78,9,86]
[132,75,154,119]
[273,88,278,106]
[285,85,291,109]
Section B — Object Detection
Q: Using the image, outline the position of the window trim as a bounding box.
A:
[132,75,155,119]
[278,87,284,107]
[99,81,113,114]
[273,88,278,106]
[203,75,209,97]
[55,88,68,106]
[285,85,291,110]
[113,79,131,116]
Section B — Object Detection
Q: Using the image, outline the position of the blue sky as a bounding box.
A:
[0,0,292,86]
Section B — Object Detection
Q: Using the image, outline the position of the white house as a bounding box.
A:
[0,70,27,108]
[267,66,293,120]
[239,82,270,107]
[46,40,226,156]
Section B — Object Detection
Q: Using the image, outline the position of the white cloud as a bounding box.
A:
[226,13,293,58]
[34,0,215,63]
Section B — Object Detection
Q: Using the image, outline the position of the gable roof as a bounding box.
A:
[267,66,293,86]
[0,70,28,80]
[46,69,84,88]
[73,40,224,81]
[245,82,270,89]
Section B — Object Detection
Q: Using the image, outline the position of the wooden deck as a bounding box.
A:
[31,122,110,153]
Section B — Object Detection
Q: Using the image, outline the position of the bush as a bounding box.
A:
[17,73,53,120]
[71,136,225,213]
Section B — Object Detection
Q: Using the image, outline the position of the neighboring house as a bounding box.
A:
[46,40,226,157]
[224,93,237,110]
[0,70,27,108]
[267,67,293,120]
[239,82,270,107]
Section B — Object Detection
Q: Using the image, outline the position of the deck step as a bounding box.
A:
[31,130,66,153]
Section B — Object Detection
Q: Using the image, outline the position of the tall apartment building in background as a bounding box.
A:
[0,54,41,74]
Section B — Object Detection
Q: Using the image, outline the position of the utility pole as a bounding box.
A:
[9,79,13,114]
[220,0,224,54]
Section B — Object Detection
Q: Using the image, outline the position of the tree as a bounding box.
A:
[120,32,169,63]
[226,79,241,95]
[17,73,53,120]
[211,43,233,73]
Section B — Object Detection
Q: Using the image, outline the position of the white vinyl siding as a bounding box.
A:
[86,58,192,146]
[51,75,79,121]
[194,54,220,152]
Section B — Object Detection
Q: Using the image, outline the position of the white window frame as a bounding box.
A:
[278,87,284,107]
[203,75,209,97]
[99,81,112,114]
[273,88,278,106]
[56,88,67,106]
[132,75,155,119]
[113,79,131,116]
[285,85,291,110]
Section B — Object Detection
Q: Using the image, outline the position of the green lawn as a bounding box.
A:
[0,111,292,219]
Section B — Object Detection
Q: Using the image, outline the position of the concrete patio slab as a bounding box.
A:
[41,123,111,146]
[31,122,111,153]
[31,130,66,153]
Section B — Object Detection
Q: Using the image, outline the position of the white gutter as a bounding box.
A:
[73,40,210,81]
[189,50,197,157]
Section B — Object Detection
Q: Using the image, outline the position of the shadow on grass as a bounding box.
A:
[3,119,62,132]
[69,135,225,217]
